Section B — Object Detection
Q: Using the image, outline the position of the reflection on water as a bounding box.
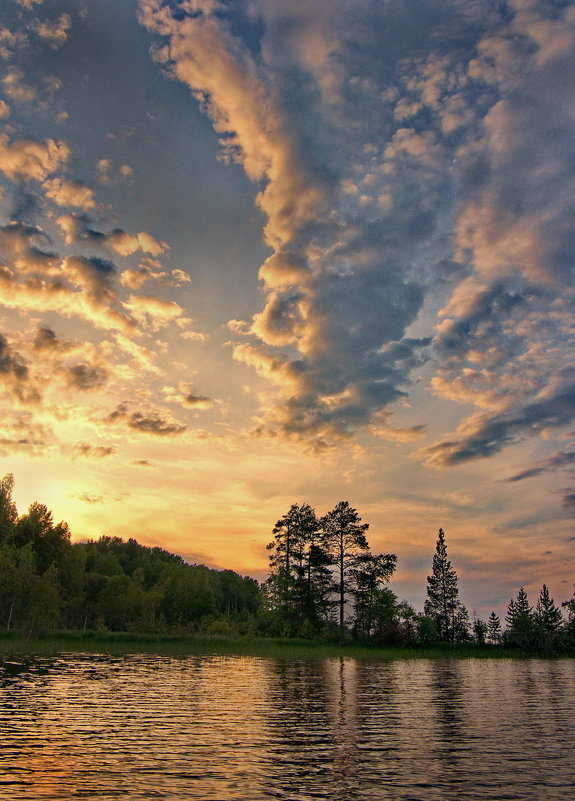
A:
[0,653,574,800]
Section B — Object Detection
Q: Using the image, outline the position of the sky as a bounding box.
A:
[0,0,574,618]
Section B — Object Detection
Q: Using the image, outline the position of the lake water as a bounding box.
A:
[0,653,574,800]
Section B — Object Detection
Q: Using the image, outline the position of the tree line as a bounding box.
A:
[261,504,575,654]
[0,475,259,637]
[0,474,574,652]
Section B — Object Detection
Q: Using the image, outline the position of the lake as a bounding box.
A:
[0,653,574,799]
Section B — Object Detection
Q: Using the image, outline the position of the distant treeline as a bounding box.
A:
[1,475,574,653]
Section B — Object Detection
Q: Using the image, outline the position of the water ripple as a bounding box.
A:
[0,654,574,799]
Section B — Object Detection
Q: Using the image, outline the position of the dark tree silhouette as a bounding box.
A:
[505,586,535,649]
[487,611,502,644]
[321,501,370,633]
[424,528,468,642]
[265,503,329,630]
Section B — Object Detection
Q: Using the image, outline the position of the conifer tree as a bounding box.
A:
[473,617,488,644]
[424,528,468,642]
[535,584,563,633]
[265,503,328,630]
[505,586,535,649]
[487,611,502,643]
[321,501,370,633]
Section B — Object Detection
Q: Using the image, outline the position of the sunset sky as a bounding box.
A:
[1,0,574,617]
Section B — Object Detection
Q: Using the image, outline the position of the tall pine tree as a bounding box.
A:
[424,528,468,642]
[321,501,370,634]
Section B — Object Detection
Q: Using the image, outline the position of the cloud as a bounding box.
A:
[0,332,32,404]
[56,213,165,256]
[1,67,37,103]
[422,380,575,468]
[163,383,214,410]
[0,134,70,181]
[71,442,115,459]
[105,402,187,437]
[504,451,575,483]
[75,493,104,505]
[11,0,45,8]
[30,13,71,49]
[561,491,575,517]
[0,412,52,456]
[137,0,458,446]
[44,178,96,209]
[119,261,191,290]
[65,362,108,391]
[121,294,184,330]
[0,228,139,334]
[0,26,28,60]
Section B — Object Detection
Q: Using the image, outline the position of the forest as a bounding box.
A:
[0,474,574,653]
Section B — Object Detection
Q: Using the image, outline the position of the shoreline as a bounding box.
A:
[0,630,570,660]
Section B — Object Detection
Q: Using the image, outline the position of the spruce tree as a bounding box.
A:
[487,611,502,643]
[473,617,488,644]
[505,586,535,650]
[535,584,563,633]
[424,528,467,642]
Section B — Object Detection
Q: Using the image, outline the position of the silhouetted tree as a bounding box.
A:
[534,584,563,651]
[424,528,468,642]
[350,552,397,640]
[321,501,370,634]
[265,503,327,630]
[535,584,563,632]
[473,617,488,645]
[487,611,502,644]
[505,586,535,650]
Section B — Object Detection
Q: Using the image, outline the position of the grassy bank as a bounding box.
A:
[0,629,554,659]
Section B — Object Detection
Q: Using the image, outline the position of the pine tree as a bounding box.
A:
[535,584,563,633]
[424,528,467,642]
[505,586,535,650]
[487,611,502,644]
[473,617,488,645]
[350,552,397,640]
[321,501,370,634]
[265,503,329,631]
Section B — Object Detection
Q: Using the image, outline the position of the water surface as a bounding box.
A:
[1,653,573,799]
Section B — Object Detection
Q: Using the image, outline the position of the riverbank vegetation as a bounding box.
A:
[0,475,574,655]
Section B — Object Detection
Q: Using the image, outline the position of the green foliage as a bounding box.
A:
[0,473,572,654]
[265,503,332,634]
[0,474,17,545]
[265,500,397,640]
[0,474,264,637]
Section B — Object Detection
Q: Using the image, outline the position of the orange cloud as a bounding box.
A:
[0,133,70,181]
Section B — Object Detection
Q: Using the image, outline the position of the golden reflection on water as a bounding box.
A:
[0,654,574,800]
